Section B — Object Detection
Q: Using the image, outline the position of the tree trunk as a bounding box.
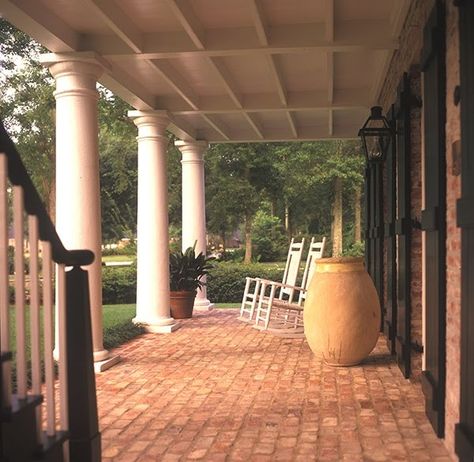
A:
[332,177,343,257]
[220,230,226,252]
[244,215,252,264]
[284,200,290,236]
[354,184,362,244]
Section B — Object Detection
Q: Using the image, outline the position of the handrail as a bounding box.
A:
[0,120,94,266]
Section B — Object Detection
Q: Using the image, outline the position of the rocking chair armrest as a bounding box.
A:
[258,279,305,293]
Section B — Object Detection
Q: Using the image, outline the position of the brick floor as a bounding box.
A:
[96,309,452,462]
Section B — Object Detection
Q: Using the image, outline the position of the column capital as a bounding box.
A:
[175,140,209,163]
[40,51,108,79]
[128,110,170,142]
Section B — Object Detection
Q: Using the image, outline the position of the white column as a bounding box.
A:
[175,140,213,311]
[129,111,179,333]
[41,54,110,364]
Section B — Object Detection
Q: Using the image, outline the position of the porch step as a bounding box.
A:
[2,395,43,462]
[33,432,67,462]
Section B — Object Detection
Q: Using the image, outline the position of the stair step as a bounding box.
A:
[33,431,68,462]
[2,395,43,462]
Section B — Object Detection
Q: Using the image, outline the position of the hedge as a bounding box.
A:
[206,262,284,303]
[101,262,285,304]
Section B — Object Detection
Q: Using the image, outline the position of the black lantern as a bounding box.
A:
[358,106,393,163]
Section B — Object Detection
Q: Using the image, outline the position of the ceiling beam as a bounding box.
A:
[84,0,143,53]
[95,26,398,59]
[147,60,200,110]
[243,113,264,139]
[0,0,80,52]
[248,0,269,46]
[163,0,205,49]
[286,112,298,138]
[207,126,359,144]
[201,114,231,140]
[325,0,334,136]
[207,57,243,109]
[99,66,155,110]
[170,90,369,114]
[267,56,288,106]
[168,114,198,141]
[370,51,392,105]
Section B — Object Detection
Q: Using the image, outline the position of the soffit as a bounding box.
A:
[0,0,410,143]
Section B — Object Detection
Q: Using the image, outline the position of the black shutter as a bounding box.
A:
[364,166,371,272]
[374,160,384,329]
[420,1,446,438]
[395,73,411,378]
[384,106,397,353]
[455,0,474,459]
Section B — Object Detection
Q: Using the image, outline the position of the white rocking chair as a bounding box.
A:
[237,237,305,323]
[253,237,326,337]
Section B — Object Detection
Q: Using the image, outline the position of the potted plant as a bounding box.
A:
[169,244,213,319]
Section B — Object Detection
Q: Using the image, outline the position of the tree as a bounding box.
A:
[0,19,56,215]
[205,143,279,263]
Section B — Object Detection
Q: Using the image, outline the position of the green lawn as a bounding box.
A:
[102,255,135,263]
[214,303,239,309]
[103,304,143,349]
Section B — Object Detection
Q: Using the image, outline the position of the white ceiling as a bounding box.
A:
[0,0,410,143]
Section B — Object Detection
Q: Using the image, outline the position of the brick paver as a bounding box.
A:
[96,309,452,461]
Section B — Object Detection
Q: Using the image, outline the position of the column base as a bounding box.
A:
[193,299,214,311]
[133,316,181,333]
[94,355,121,373]
[93,349,111,362]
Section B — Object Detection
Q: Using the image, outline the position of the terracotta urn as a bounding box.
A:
[303,257,380,366]
[170,290,196,319]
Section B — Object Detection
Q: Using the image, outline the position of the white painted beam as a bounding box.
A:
[267,56,287,107]
[248,0,269,46]
[168,114,197,141]
[243,113,264,139]
[201,114,231,140]
[170,89,369,114]
[84,0,143,53]
[0,0,80,51]
[147,60,200,110]
[286,112,298,138]
[163,0,205,49]
[207,58,243,109]
[94,25,398,59]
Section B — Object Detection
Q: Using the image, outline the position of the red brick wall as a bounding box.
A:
[444,1,461,457]
[408,69,423,381]
[378,1,462,457]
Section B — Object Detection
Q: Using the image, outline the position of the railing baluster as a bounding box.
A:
[0,153,11,407]
[42,241,55,436]
[28,214,42,441]
[13,185,27,399]
[57,263,70,461]
[57,264,68,428]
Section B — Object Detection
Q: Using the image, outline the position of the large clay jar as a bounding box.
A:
[304,257,380,366]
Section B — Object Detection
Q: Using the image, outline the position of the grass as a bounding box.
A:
[103,304,143,349]
[214,303,239,309]
[102,255,135,263]
[7,303,142,355]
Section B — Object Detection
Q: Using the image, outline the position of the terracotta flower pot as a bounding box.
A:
[170,290,196,319]
[304,257,381,366]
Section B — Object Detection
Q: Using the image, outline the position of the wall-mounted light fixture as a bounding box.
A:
[358,106,393,163]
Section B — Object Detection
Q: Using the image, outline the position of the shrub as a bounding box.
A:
[342,241,365,257]
[102,264,137,304]
[100,261,285,304]
[207,262,284,303]
[251,210,288,262]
